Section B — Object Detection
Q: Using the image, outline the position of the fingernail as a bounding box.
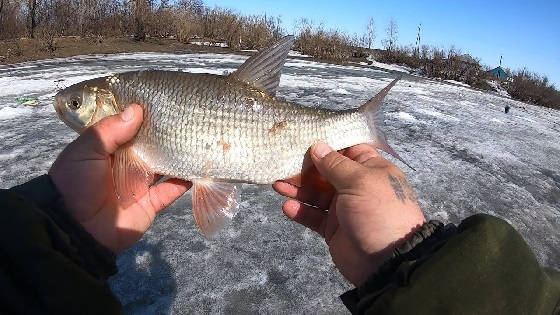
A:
[313,142,333,159]
[120,106,134,122]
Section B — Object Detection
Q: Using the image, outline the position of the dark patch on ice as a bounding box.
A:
[450,147,483,165]
[540,168,560,189]
[537,169,560,204]
[110,241,176,314]
[268,268,289,285]
[188,241,208,253]
[224,288,269,313]
[497,168,560,204]
[447,146,560,205]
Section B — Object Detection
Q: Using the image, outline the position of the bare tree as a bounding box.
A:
[159,0,169,10]
[0,0,4,34]
[364,17,375,49]
[27,0,38,38]
[134,0,147,40]
[178,0,203,15]
[382,18,398,51]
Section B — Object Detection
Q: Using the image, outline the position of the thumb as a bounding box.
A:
[310,142,365,191]
[77,104,144,155]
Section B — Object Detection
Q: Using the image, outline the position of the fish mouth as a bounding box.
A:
[53,94,65,118]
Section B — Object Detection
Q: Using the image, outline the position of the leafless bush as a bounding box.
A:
[6,39,23,58]
[506,69,560,109]
[376,44,492,91]
[147,6,175,37]
[294,19,352,62]
[174,11,201,43]
[39,28,58,52]
[206,8,243,50]
[87,34,105,45]
[240,15,281,50]
[348,33,368,58]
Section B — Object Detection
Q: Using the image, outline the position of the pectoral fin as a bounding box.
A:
[192,179,242,237]
[113,145,155,207]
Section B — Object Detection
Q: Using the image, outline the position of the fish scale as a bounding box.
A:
[54,36,406,235]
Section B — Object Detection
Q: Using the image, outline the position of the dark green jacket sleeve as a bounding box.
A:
[341,214,560,315]
[0,175,121,314]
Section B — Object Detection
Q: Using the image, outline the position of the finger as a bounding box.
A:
[282,200,327,237]
[147,178,192,213]
[273,181,334,209]
[151,174,164,185]
[309,142,365,191]
[78,104,144,156]
[343,144,380,162]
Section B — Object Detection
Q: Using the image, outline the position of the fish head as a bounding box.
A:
[54,78,118,133]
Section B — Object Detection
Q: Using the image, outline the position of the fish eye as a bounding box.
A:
[69,95,81,110]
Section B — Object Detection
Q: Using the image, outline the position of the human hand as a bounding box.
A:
[273,143,425,286]
[49,105,191,253]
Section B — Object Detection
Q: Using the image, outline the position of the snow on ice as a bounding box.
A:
[0,52,559,314]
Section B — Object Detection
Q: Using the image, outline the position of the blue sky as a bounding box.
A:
[205,0,560,87]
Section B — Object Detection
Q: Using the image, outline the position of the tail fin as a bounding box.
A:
[358,77,415,171]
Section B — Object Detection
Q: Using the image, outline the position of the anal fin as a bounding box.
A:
[113,145,155,207]
[192,179,242,237]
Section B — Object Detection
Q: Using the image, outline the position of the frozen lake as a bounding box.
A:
[1,52,559,314]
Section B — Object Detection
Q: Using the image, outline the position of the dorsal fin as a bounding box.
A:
[229,35,294,96]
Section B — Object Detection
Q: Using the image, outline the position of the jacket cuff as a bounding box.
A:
[340,220,458,314]
[10,174,117,280]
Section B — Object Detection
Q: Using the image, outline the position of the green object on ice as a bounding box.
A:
[15,97,40,106]
[15,97,38,102]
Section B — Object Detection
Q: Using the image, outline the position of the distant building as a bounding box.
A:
[488,66,508,80]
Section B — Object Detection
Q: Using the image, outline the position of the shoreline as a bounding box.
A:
[0,36,538,108]
[0,36,248,65]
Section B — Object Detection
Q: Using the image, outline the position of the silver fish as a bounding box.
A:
[54,36,409,235]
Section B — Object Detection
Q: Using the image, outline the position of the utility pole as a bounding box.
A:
[415,23,422,55]
[499,55,502,67]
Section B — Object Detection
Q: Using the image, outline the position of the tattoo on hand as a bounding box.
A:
[388,174,418,203]
[388,174,406,202]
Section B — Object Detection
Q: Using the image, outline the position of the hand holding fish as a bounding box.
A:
[273,143,425,286]
[49,105,191,253]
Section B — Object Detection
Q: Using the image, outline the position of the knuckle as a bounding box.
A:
[324,152,349,170]
[148,188,164,212]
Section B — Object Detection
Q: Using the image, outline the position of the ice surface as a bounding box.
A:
[487,80,512,98]
[390,111,418,123]
[0,106,33,120]
[1,52,559,314]
[288,50,312,58]
[188,41,228,48]
[365,57,413,74]
[444,79,471,88]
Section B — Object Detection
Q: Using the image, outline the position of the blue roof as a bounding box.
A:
[488,66,508,79]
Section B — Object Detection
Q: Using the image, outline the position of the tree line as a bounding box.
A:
[0,0,558,108]
[0,0,282,50]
